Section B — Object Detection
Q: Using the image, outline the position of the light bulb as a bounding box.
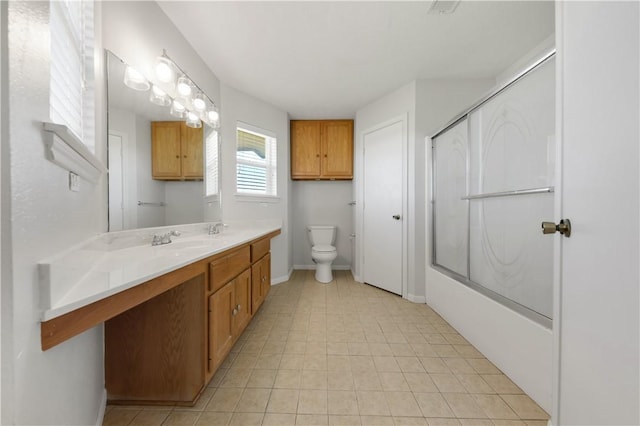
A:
[155,56,175,84]
[193,92,206,111]
[176,75,192,97]
[207,109,219,122]
[149,85,171,106]
[186,111,202,128]
[170,100,187,118]
[123,65,150,91]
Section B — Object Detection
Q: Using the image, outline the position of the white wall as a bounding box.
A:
[219,83,291,283]
[555,2,639,424]
[292,181,353,269]
[2,2,106,424]
[165,181,203,226]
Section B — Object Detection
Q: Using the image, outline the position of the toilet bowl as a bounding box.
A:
[308,225,337,283]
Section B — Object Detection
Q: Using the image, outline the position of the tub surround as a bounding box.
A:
[39,220,281,350]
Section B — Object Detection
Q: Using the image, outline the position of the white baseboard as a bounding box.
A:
[272,268,293,285]
[95,388,107,426]
[352,272,362,282]
[293,264,352,271]
[407,293,426,304]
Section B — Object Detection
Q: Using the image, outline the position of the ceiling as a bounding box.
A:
[158,1,554,119]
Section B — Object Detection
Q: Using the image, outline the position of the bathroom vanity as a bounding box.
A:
[39,221,280,406]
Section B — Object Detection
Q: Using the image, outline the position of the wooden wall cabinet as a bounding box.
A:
[151,121,203,180]
[291,120,353,180]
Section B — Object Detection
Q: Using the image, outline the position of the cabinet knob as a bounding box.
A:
[175,155,179,158]
[183,155,187,158]
[237,304,241,311]
[232,308,238,316]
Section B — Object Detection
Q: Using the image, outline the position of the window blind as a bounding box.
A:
[236,126,277,196]
[50,0,94,149]
[205,130,219,197]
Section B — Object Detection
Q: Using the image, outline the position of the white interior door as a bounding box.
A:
[363,120,404,295]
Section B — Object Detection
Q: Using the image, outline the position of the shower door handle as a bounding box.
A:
[392,215,401,220]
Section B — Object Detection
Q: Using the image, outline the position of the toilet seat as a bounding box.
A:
[312,245,336,253]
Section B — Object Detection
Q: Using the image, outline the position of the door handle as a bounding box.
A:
[392,215,401,220]
[541,219,571,237]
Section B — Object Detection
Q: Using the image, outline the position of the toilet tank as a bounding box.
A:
[308,225,336,246]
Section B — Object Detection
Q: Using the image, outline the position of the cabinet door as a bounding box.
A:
[181,123,203,178]
[321,120,353,179]
[209,281,234,370]
[152,122,182,178]
[291,121,322,179]
[233,269,252,336]
[251,254,270,314]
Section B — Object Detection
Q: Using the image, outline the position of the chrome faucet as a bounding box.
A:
[208,222,224,235]
[151,230,181,246]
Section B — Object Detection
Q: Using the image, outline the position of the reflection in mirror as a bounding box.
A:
[106,50,221,231]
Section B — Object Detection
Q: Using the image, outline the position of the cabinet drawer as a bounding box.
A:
[251,237,271,263]
[209,246,250,293]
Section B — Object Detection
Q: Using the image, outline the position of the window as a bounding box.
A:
[236,122,277,197]
[50,0,95,150]
[205,128,219,198]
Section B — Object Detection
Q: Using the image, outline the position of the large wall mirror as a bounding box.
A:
[106,50,221,231]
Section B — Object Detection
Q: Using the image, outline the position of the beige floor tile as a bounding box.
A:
[296,414,329,425]
[455,375,494,395]
[373,356,401,372]
[396,357,426,373]
[275,369,303,389]
[404,372,438,393]
[481,376,523,395]
[327,342,349,355]
[195,411,232,426]
[431,345,459,358]
[162,411,200,426]
[389,343,416,357]
[328,370,355,391]
[329,414,361,425]
[359,415,394,425]
[255,353,283,370]
[219,368,251,388]
[384,391,422,417]
[523,421,548,426]
[356,391,391,416]
[443,359,475,375]
[281,354,305,370]
[327,390,359,415]
[263,413,297,425]
[411,343,438,357]
[369,343,393,356]
[414,393,455,418]
[442,393,487,419]
[348,342,371,356]
[302,370,329,389]
[458,419,493,426]
[353,369,383,391]
[430,374,466,393]
[328,355,352,371]
[423,334,449,345]
[205,388,243,412]
[299,390,329,414]
[350,356,375,372]
[425,418,461,426]
[304,354,328,370]
[499,395,548,420]
[394,417,429,425]
[491,421,526,426]
[419,358,450,374]
[286,341,309,354]
[232,353,258,369]
[453,345,484,359]
[129,410,171,425]
[208,369,228,388]
[472,395,518,420]
[103,407,139,426]
[228,412,263,425]
[267,389,300,413]
[246,369,277,388]
[466,360,501,375]
[262,339,286,354]
[235,388,271,413]
[379,372,410,391]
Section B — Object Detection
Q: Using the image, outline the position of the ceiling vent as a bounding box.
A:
[427,0,461,15]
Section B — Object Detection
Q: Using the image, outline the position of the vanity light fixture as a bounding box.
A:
[123,65,150,91]
[170,100,187,118]
[206,109,219,123]
[155,52,175,84]
[185,111,202,129]
[176,74,193,97]
[149,85,171,106]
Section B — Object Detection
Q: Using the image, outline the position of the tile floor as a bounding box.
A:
[103,270,549,426]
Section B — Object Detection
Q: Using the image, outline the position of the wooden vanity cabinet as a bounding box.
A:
[151,121,203,180]
[251,253,271,314]
[291,120,353,180]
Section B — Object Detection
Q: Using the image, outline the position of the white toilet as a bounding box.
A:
[308,225,338,283]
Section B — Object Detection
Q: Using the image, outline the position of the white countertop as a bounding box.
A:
[39,220,281,321]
